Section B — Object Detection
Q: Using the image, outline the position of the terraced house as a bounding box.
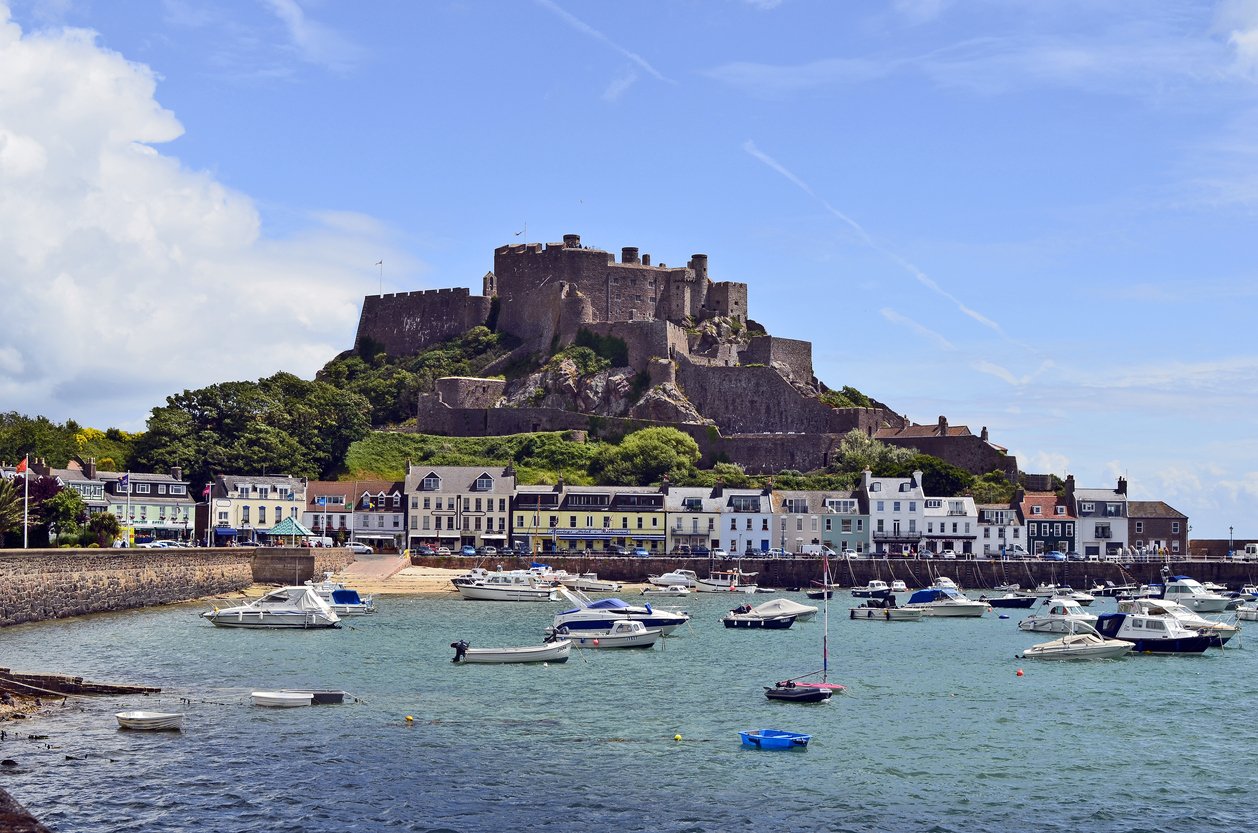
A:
[512,483,665,554]
[103,467,195,543]
[207,474,307,545]
[405,465,514,552]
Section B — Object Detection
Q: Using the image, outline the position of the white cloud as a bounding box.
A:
[262,0,364,72]
[1216,0,1258,77]
[894,0,950,25]
[535,0,673,84]
[0,7,401,427]
[602,68,638,102]
[1015,449,1071,477]
[880,308,955,351]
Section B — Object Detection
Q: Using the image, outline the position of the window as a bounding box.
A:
[422,517,430,530]
[744,518,751,530]
[638,517,644,529]
[621,517,628,529]
[435,497,443,510]
[652,516,658,527]
[499,499,506,512]
[157,485,167,495]
[1032,506,1042,515]
[474,517,481,531]
[1171,522,1181,533]
[1055,506,1065,515]
[136,483,151,494]
[730,518,737,530]
[462,498,470,511]
[474,475,493,491]
[762,519,769,531]
[908,502,916,512]
[1134,521,1144,534]
[170,485,185,495]
[475,498,482,512]
[447,517,455,530]
[517,515,524,527]
[893,501,901,512]
[825,518,832,531]
[569,516,577,528]
[392,494,401,508]
[258,487,269,499]
[241,506,250,524]
[422,475,440,491]
[870,483,881,492]
[258,506,267,525]
[876,501,885,512]
[796,518,803,531]
[1080,502,1094,513]
[422,497,431,510]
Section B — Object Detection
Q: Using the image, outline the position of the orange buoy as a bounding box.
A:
[1016,668,1024,677]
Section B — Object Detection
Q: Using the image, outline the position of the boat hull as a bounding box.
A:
[457,641,572,663]
[116,711,183,730]
[456,585,557,602]
[910,603,987,617]
[202,610,340,628]
[722,614,796,629]
[764,684,832,703]
[982,595,1038,609]
[560,630,661,649]
[739,729,810,749]
[1021,636,1134,660]
[849,606,924,621]
[251,691,314,707]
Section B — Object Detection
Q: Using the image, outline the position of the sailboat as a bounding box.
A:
[764,553,846,703]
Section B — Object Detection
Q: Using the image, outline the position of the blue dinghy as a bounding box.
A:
[739,729,811,750]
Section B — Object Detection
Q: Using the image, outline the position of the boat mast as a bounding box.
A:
[822,551,830,683]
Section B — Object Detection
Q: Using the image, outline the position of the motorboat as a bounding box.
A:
[642,585,691,597]
[1237,601,1258,622]
[456,571,558,602]
[1017,597,1098,633]
[903,587,987,617]
[805,587,835,600]
[551,620,661,649]
[1091,580,1138,597]
[449,638,571,664]
[115,711,183,730]
[979,592,1037,610]
[722,605,796,629]
[1019,622,1134,660]
[450,567,490,588]
[1202,580,1229,594]
[749,597,818,622]
[994,583,1021,593]
[1117,597,1239,646]
[280,689,347,704]
[851,580,890,599]
[306,573,377,615]
[1115,585,1160,602]
[1022,582,1066,598]
[1161,576,1230,613]
[931,576,961,591]
[251,691,315,707]
[764,680,841,703]
[558,572,623,593]
[696,568,758,593]
[739,729,810,749]
[647,569,699,588]
[849,597,924,621]
[889,580,908,593]
[1093,612,1213,654]
[202,586,341,629]
[553,587,690,635]
[1056,586,1096,606]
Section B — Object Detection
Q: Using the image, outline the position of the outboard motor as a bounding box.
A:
[450,640,469,663]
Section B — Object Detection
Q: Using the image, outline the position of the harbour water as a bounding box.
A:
[1,589,1255,832]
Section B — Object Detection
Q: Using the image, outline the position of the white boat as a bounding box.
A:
[750,597,819,622]
[552,620,662,649]
[202,586,341,629]
[456,571,558,602]
[1093,612,1212,653]
[932,577,960,591]
[642,585,691,597]
[1022,582,1064,598]
[647,569,699,588]
[1017,597,1099,633]
[1237,601,1258,622]
[994,583,1021,593]
[851,580,890,599]
[1161,576,1230,613]
[1058,586,1096,606]
[695,567,758,593]
[558,572,623,593]
[903,587,987,617]
[1117,597,1239,646]
[890,580,908,593]
[115,710,183,730]
[1019,623,1134,660]
[553,587,690,635]
[252,691,315,707]
[849,598,924,621]
[450,638,571,664]
[306,573,377,615]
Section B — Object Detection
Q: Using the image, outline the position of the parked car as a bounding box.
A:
[347,541,373,555]
[670,545,692,556]
[840,549,859,559]
[435,546,451,555]
[1042,551,1067,561]
[766,547,789,558]
[608,545,628,556]
[691,546,710,557]
[136,541,164,548]
[710,548,729,559]
[460,545,477,556]
[414,546,435,556]
[941,550,957,560]
[1066,551,1085,562]
[631,547,651,557]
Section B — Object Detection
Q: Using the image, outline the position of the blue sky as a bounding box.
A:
[1,0,1255,538]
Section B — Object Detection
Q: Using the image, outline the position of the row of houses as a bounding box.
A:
[3,459,1188,557]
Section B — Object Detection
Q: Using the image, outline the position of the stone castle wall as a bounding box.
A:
[435,377,506,409]
[882,434,1019,480]
[355,288,491,356]
[675,361,848,435]
[573,320,689,372]
[742,335,814,384]
[0,548,356,627]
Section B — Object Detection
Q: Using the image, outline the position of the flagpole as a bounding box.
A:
[376,261,383,295]
[126,471,132,547]
[22,460,29,549]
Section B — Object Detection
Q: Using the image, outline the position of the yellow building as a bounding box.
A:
[511,484,665,555]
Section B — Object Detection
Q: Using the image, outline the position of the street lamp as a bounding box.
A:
[1229,525,1234,559]
[48,522,57,547]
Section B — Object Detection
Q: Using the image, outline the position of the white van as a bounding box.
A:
[1236,543,1258,562]
[801,545,836,556]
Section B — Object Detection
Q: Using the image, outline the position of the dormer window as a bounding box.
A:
[421,475,441,491]
[1032,506,1042,515]
[392,493,401,508]
[1080,502,1094,513]
[1055,506,1065,515]
[870,483,881,493]
[474,474,494,492]
[899,483,911,492]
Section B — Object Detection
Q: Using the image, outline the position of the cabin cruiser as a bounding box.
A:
[1019,622,1134,660]
[852,580,890,599]
[850,596,924,621]
[695,568,758,593]
[722,604,796,629]
[558,572,623,593]
[1093,612,1212,654]
[903,587,987,617]
[1117,597,1239,646]
[1017,597,1099,633]
[550,619,662,649]
[642,585,691,597]
[932,577,961,591]
[1090,580,1138,597]
[552,587,690,635]
[456,571,558,602]
[979,592,1037,610]
[306,573,376,615]
[890,580,908,593]
[1021,583,1092,604]
[1161,577,1230,613]
[748,597,818,622]
[647,569,699,588]
[202,586,340,629]
[1237,601,1258,622]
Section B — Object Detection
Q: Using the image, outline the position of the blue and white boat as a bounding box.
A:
[307,574,377,616]
[904,587,987,617]
[739,729,811,750]
[553,587,690,635]
[1093,612,1212,654]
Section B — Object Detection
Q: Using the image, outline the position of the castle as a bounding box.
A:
[353,234,1017,479]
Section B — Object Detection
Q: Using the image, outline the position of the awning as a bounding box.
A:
[213,527,238,536]
[437,530,460,537]
[481,533,507,539]
[353,533,397,540]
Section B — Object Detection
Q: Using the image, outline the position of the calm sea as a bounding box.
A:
[0,588,1254,833]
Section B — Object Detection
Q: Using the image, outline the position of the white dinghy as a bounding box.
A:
[115,711,184,730]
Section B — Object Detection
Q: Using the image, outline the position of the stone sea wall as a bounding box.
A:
[0,548,355,628]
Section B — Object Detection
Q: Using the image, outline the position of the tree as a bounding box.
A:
[0,478,21,545]
[41,488,87,542]
[887,454,974,497]
[600,427,701,485]
[970,470,1015,504]
[831,429,916,474]
[88,511,121,547]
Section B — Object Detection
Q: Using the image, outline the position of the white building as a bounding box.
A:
[1071,477,1130,558]
[976,504,1026,557]
[404,465,515,552]
[662,484,722,553]
[719,487,773,555]
[922,495,979,556]
[862,470,926,555]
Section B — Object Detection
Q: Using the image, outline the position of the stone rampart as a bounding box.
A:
[435,376,506,409]
[355,287,491,357]
[572,320,689,371]
[742,335,814,384]
[675,361,850,435]
[883,434,1018,480]
[0,548,355,627]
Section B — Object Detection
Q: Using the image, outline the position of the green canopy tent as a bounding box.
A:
[264,516,316,547]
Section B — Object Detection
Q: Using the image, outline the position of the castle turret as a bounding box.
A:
[621,246,639,264]
[688,254,708,282]
[563,234,581,248]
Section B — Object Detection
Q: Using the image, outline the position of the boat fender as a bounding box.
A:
[884,609,890,620]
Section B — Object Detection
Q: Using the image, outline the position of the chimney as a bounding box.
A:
[659,474,669,495]
[937,415,948,435]
[85,458,97,480]
[555,476,565,493]
[1117,476,1127,496]
[762,476,773,496]
[621,246,639,265]
[170,465,182,482]
[980,426,989,442]
[642,254,651,266]
[712,479,724,498]
[1012,488,1025,508]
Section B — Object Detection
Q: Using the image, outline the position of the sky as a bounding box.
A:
[1,0,1255,538]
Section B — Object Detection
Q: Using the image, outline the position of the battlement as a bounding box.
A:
[370,287,471,302]
[355,286,490,356]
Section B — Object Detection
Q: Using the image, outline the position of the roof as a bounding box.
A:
[265,516,316,537]
[1019,491,1073,520]
[1127,500,1187,520]
[305,479,402,511]
[876,425,973,439]
[217,474,306,493]
[403,465,514,494]
[662,486,724,513]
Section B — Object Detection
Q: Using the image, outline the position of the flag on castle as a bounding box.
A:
[15,455,28,474]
